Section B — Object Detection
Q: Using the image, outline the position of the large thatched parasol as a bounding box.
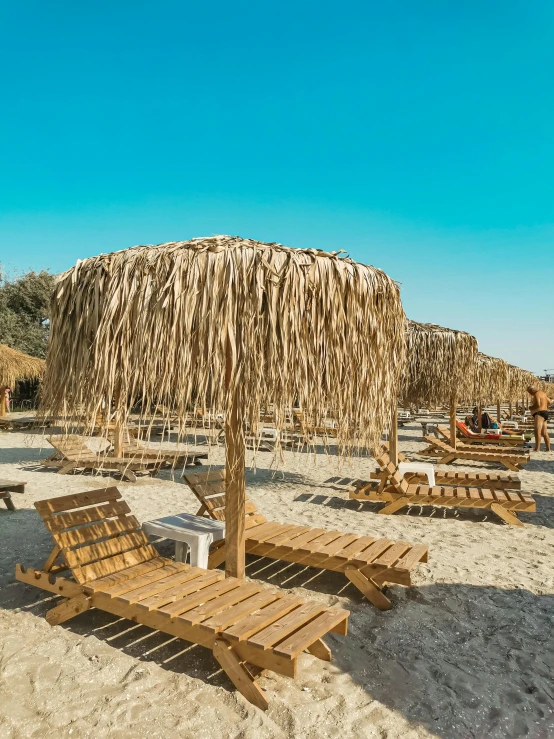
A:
[399,321,478,448]
[0,344,45,416]
[40,235,406,577]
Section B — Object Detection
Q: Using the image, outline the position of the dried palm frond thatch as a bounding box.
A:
[40,235,406,455]
[0,343,45,389]
[400,321,478,407]
[473,353,513,403]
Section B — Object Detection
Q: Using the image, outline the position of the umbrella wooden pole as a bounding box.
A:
[477,402,483,432]
[389,406,398,466]
[509,400,513,419]
[450,397,457,449]
[225,335,246,580]
[0,386,6,417]
[113,385,123,457]
[497,402,501,426]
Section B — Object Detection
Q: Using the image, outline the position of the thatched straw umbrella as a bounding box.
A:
[40,235,406,578]
[400,321,478,448]
[0,344,45,416]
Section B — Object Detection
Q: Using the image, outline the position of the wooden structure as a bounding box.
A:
[39,235,407,580]
[15,487,349,710]
[0,479,26,511]
[184,470,428,611]
[451,422,526,447]
[419,435,530,472]
[0,344,45,417]
[43,435,162,482]
[106,435,208,468]
[350,452,535,526]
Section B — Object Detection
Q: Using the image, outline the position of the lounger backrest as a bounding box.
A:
[456,420,471,437]
[35,487,157,584]
[183,470,267,528]
[423,435,452,452]
[374,453,409,494]
[47,434,98,461]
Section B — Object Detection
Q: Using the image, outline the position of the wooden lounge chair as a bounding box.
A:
[419,435,530,472]
[454,421,526,447]
[371,443,521,490]
[350,452,535,526]
[183,470,429,611]
[43,435,162,482]
[15,487,349,710]
[106,435,208,468]
[431,425,527,453]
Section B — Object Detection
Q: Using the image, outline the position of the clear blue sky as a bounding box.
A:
[1,1,552,373]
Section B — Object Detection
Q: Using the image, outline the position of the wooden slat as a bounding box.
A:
[83,558,169,592]
[56,516,141,549]
[36,487,121,517]
[64,531,151,567]
[224,597,305,642]
[43,501,132,533]
[352,538,394,565]
[181,583,262,626]
[393,544,428,571]
[273,608,348,659]
[247,604,326,650]
[95,561,188,596]
[115,568,206,604]
[165,578,242,617]
[201,590,282,632]
[73,545,158,584]
[136,571,223,611]
[247,522,296,544]
[262,526,312,546]
[370,542,411,568]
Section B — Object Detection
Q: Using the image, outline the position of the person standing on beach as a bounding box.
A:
[527,386,553,452]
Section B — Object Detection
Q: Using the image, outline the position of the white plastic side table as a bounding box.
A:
[398,462,436,487]
[142,513,226,569]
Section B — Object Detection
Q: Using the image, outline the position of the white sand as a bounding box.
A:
[0,424,553,739]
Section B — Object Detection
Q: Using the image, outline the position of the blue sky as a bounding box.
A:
[1,1,552,373]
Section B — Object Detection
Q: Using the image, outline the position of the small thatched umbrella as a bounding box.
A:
[40,235,406,578]
[0,344,45,416]
[400,321,478,448]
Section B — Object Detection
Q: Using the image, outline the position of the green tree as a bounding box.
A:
[0,267,56,358]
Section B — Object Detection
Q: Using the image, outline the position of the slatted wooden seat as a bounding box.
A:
[184,470,428,611]
[105,434,208,468]
[15,487,349,710]
[430,426,527,455]
[42,435,163,482]
[419,435,530,472]
[350,452,535,526]
[0,479,25,511]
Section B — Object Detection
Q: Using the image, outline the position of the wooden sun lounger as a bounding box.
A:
[106,436,208,468]
[15,487,349,710]
[350,452,535,526]
[419,435,530,472]
[453,421,526,447]
[43,435,163,482]
[0,479,26,511]
[183,470,428,611]
[430,427,527,455]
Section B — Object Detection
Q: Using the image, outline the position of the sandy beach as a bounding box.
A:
[0,423,553,739]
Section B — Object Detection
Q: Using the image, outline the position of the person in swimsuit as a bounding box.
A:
[527,386,553,452]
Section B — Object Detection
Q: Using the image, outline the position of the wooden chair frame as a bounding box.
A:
[15,487,349,710]
[419,435,530,472]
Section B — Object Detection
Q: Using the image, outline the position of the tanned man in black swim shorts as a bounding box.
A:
[527,386,553,452]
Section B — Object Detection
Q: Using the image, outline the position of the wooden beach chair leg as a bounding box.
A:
[379,497,410,515]
[58,461,78,475]
[306,638,332,661]
[344,565,392,610]
[490,503,524,527]
[502,461,521,472]
[3,493,15,511]
[213,638,269,710]
[195,503,208,517]
[43,545,62,572]
[45,594,91,626]
[208,542,227,569]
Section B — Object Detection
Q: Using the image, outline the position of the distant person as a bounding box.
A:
[527,385,553,452]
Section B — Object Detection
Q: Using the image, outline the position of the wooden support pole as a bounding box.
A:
[225,334,246,580]
[0,386,6,417]
[477,401,483,432]
[497,402,501,425]
[450,397,457,449]
[389,406,398,467]
[509,400,513,419]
